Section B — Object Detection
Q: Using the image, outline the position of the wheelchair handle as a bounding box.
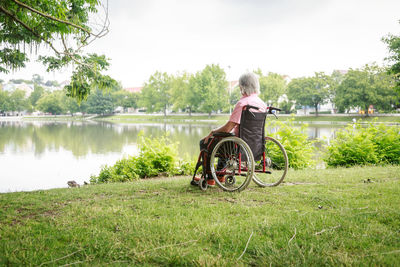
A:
[267,106,281,119]
[243,105,260,111]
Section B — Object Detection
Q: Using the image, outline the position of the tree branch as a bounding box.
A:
[0,5,61,55]
[11,0,92,36]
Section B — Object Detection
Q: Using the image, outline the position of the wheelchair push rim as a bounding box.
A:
[209,137,254,192]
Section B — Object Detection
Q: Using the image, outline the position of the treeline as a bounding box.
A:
[0,79,137,116]
[1,63,399,116]
[140,63,399,116]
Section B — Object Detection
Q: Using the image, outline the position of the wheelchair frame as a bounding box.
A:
[191,106,289,192]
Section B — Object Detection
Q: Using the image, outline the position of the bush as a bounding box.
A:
[266,118,315,169]
[324,122,400,167]
[90,133,193,183]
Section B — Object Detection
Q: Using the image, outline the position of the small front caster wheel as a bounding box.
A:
[199,178,208,191]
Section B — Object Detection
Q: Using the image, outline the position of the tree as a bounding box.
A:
[0,90,10,113]
[194,64,228,117]
[170,72,199,115]
[255,69,287,105]
[9,89,29,113]
[36,91,65,115]
[0,0,112,101]
[383,20,400,95]
[111,90,128,108]
[229,85,241,108]
[329,70,346,112]
[288,72,331,116]
[29,85,45,108]
[334,64,397,115]
[64,94,83,116]
[140,72,172,116]
[121,92,139,111]
[31,74,43,85]
[85,89,114,115]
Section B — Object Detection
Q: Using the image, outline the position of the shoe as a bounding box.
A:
[190,176,201,186]
[207,179,216,186]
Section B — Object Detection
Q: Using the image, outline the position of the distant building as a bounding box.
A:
[124,87,143,93]
[334,69,348,75]
[2,83,34,97]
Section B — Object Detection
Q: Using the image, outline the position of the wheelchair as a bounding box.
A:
[191,105,289,192]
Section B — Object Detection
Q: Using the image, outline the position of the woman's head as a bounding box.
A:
[239,72,260,96]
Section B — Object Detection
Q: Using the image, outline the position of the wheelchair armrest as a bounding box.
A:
[213,132,235,137]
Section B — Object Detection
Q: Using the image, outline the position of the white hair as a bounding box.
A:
[239,72,260,95]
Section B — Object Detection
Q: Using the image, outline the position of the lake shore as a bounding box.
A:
[93,113,400,124]
[2,113,399,124]
[1,165,399,266]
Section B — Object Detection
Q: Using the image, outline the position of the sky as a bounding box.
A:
[3,0,400,87]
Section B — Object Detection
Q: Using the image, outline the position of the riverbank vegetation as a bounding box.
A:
[325,122,400,167]
[1,166,399,266]
[89,119,399,184]
[90,134,193,184]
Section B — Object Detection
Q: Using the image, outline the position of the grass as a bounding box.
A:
[1,166,400,266]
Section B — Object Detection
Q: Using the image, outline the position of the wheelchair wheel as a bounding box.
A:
[199,177,208,191]
[210,137,254,192]
[253,136,288,187]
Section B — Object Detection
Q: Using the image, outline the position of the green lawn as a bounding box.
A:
[1,166,399,266]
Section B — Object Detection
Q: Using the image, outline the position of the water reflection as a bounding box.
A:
[0,121,341,192]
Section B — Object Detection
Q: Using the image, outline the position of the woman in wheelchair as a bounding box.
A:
[192,72,267,189]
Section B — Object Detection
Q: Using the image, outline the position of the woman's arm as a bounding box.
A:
[204,121,237,143]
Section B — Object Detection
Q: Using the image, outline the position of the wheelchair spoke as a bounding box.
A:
[210,137,254,192]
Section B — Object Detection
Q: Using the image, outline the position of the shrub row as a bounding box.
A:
[325,122,400,167]
[90,134,193,184]
[90,120,399,184]
[266,118,315,170]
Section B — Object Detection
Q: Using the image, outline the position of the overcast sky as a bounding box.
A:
[3,0,400,87]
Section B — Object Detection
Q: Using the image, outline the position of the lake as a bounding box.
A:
[0,120,340,192]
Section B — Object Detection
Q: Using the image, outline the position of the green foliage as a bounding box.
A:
[90,133,192,183]
[0,0,112,100]
[334,64,397,114]
[0,90,10,113]
[36,91,66,115]
[8,89,30,112]
[28,85,44,107]
[121,92,139,110]
[255,69,287,106]
[278,99,294,114]
[266,118,315,169]
[195,64,228,116]
[325,122,400,167]
[170,72,193,113]
[140,72,172,116]
[288,72,331,116]
[85,89,114,115]
[63,54,117,102]
[383,20,400,95]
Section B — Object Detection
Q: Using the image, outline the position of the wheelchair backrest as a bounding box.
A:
[239,105,267,160]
